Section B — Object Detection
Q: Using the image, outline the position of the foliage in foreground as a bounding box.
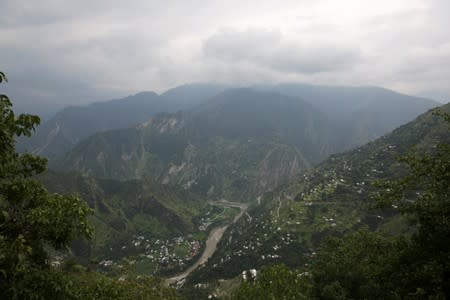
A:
[0,72,85,298]
[2,266,180,300]
[69,272,180,300]
[232,265,310,300]
[0,72,181,299]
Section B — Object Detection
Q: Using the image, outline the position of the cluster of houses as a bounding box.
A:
[242,269,257,281]
[198,213,213,231]
[50,254,66,268]
[198,206,232,231]
[98,235,202,272]
[96,205,235,275]
[209,215,300,268]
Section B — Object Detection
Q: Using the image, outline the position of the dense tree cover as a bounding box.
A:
[62,273,180,300]
[232,265,310,299]
[0,72,181,299]
[232,109,449,299]
[311,231,407,299]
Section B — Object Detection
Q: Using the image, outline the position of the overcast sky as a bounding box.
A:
[1,0,449,114]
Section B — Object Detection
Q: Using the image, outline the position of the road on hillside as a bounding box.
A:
[165,201,248,286]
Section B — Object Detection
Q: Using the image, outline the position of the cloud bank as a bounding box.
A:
[1,0,449,115]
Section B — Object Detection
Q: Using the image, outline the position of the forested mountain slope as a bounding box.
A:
[186,103,450,284]
[58,89,335,201]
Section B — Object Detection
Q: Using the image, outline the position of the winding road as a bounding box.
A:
[165,200,248,285]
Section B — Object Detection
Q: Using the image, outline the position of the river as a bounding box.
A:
[165,201,248,285]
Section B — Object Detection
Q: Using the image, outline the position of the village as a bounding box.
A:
[97,234,202,275]
[194,145,401,284]
[96,203,241,275]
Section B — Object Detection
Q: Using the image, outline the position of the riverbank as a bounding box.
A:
[165,201,248,286]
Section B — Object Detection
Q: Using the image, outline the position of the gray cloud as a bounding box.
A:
[203,28,361,74]
[1,0,449,115]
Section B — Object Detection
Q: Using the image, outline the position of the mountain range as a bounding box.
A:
[257,83,439,147]
[18,83,227,158]
[55,89,327,201]
[19,83,437,162]
[46,86,438,201]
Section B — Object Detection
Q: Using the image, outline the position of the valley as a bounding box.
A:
[39,167,251,279]
[3,2,450,298]
[5,79,448,299]
[180,103,450,296]
[166,200,248,286]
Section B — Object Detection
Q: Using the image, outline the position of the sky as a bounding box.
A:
[1,0,449,115]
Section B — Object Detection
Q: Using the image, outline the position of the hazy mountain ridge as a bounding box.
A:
[18,84,228,159]
[190,88,336,162]
[57,89,331,200]
[185,103,450,284]
[256,83,439,149]
[18,83,438,162]
[160,83,228,108]
[18,91,162,158]
[56,86,438,202]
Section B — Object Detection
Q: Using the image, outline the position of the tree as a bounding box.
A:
[311,231,404,300]
[0,71,93,299]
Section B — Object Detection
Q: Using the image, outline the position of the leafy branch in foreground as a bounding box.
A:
[0,71,93,299]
